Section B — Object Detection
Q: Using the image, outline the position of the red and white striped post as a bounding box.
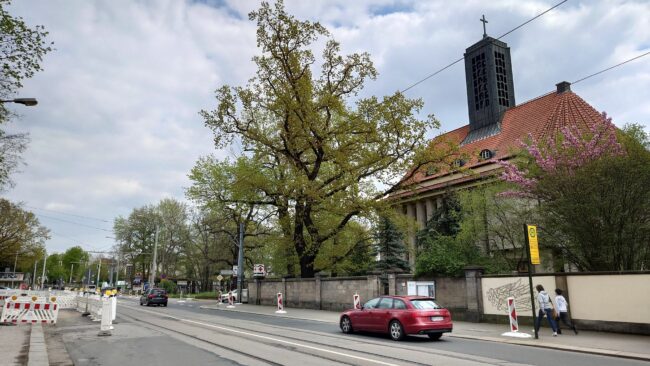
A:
[507,297,518,332]
[275,292,286,314]
[501,296,532,338]
[353,293,361,310]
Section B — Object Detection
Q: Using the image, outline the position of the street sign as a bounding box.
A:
[232,265,238,276]
[177,280,187,286]
[216,275,223,281]
[527,225,540,265]
[253,264,265,277]
[220,269,233,276]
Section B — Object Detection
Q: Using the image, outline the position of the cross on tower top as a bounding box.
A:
[480,14,488,38]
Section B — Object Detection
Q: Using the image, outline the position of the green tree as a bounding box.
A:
[0,199,48,269]
[0,0,52,189]
[501,118,650,271]
[415,194,471,276]
[456,183,538,272]
[374,217,409,272]
[61,246,90,284]
[201,1,456,277]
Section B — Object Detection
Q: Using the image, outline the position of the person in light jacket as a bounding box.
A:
[554,288,578,334]
[534,284,558,336]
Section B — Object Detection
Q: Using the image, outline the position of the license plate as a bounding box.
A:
[430,316,444,321]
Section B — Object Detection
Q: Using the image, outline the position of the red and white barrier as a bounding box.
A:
[353,293,361,310]
[275,292,286,314]
[1,297,59,324]
[501,297,532,338]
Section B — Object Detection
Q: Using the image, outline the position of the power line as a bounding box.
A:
[400,0,569,93]
[35,213,112,232]
[572,50,650,85]
[24,205,110,223]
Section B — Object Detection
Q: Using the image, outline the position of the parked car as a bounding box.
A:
[83,285,97,294]
[339,296,453,341]
[219,289,248,303]
[220,291,236,303]
[140,288,168,307]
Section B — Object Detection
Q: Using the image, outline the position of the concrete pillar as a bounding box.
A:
[425,199,435,221]
[464,266,484,323]
[436,197,443,209]
[416,201,427,229]
[366,274,379,300]
[405,203,417,268]
[315,276,322,310]
[388,273,396,296]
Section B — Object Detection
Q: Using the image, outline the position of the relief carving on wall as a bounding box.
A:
[486,278,531,312]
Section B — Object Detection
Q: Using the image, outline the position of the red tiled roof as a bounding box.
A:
[408,89,605,186]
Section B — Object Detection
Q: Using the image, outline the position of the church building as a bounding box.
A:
[390,27,607,269]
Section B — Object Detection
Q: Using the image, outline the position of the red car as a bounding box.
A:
[339,295,453,341]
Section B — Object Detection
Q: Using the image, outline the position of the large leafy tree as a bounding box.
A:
[0,0,52,189]
[0,198,48,269]
[201,1,455,277]
[501,116,650,271]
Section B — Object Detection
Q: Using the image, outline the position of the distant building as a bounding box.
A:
[0,270,28,289]
[390,31,606,270]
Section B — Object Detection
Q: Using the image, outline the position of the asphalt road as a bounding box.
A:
[56,298,648,366]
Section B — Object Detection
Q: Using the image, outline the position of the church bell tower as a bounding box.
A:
[462,15,515,144]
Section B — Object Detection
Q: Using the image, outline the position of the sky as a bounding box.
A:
[3,0,649,255]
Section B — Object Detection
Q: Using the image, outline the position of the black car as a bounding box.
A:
[140,288,168,307]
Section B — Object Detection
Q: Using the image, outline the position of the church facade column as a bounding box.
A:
[405,203,417,268]
[416,201,427,229]
[425,199,435,221]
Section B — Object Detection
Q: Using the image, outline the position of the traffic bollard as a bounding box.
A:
[275,292,286,314]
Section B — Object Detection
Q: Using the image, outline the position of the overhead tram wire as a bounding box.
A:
[572,50,650,85]
[400,0,569,94]
[24,205,110,223]
[35,213,113,232]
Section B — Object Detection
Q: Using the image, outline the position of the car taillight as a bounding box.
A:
[164,294,168,298]
[148,294,154,299]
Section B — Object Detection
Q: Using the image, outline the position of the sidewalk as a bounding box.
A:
[198,302,650,362]
[0,324,49,366]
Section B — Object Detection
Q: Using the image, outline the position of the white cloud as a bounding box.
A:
[2,0,648,253]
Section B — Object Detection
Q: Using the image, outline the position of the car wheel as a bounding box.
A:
[427,333,443,341]
[163,303,167,307]
[389,320,405,341]
[139,301,143,306]
[340,316,353,334]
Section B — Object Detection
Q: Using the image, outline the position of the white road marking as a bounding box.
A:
[122,304,400,366]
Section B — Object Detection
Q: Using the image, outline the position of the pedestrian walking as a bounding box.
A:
[534,284,558,336]
[554,288,578,335]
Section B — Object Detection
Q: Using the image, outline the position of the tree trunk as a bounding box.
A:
[299,254,316,278]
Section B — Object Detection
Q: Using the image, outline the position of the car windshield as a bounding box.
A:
[153,289,166,295]
[410,299,441,309]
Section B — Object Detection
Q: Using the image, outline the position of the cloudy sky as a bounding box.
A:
[3,0,649,255]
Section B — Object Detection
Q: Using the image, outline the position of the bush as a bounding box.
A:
[159,279,177,294]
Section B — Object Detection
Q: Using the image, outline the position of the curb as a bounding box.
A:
[27,324,49,366]
[199,305,650,362]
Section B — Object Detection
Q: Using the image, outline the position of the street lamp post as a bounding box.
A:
[0,98,38,106]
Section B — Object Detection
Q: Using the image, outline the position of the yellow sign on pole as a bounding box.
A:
[527,225,540,265]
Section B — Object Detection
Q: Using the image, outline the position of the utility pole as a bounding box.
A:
[150,225,159,288]
[237,222,244,303]
[33,260,38,288]
[69,263,74,284]
[40,253,47,290]
[13,252,18,273]
[96,258,101,286]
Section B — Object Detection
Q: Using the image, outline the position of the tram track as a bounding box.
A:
[118,301,515,366]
